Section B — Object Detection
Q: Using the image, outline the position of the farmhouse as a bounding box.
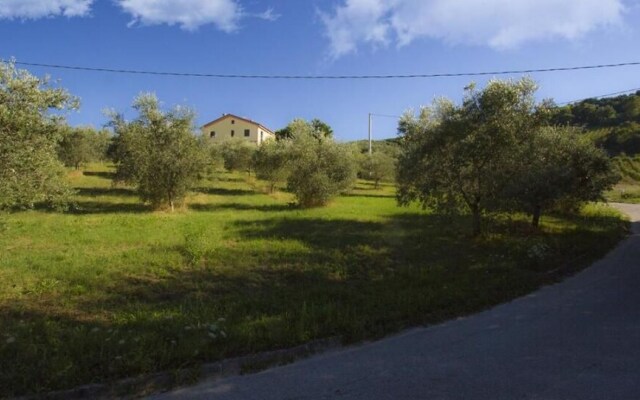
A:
[202,113,275,145]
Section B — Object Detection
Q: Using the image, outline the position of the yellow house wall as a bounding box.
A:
[202,116,275,145]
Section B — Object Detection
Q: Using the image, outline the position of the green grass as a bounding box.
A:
[607,155,640,203]
[607,183,640,204]
[0,164,629,397]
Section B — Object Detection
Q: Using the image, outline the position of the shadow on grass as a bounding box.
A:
[0,266,352,397]
[230,213,488,277]
[214,176,246,183]
[68,201,150,214]
[82,171,116,179]
[76,187,138,197]
[0,213,547,397]
[194,187,256,196]
[235,217,394,251]
[554,210,629,230]
[0,211,627,398]
[356,181,395,189]
[342,193,396,199]
[189,203,295,213]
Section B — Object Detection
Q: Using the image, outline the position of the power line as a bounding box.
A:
[557,87,640,106]
[7,60,640,80]
[370,87,640,131]
[369,87,640,148]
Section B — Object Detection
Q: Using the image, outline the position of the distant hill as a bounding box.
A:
[552,91,640,156]
[348,91,640,158]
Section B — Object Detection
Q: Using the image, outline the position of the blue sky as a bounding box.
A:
[1,0,639,141]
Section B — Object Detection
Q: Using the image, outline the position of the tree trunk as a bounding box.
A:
[374,179,380,189]
[471,204,482,237]
[531,204,542,228]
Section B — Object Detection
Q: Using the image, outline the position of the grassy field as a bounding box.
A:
[0,164,629,397]
[607,183,640,204]
[607,156,640,203]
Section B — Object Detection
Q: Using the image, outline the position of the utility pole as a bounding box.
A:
[368,113,401,156]
[368,113,372,155]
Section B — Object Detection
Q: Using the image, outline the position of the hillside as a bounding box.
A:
[553,90,640,156]
[613,155,640,183]
[608,155,640,203]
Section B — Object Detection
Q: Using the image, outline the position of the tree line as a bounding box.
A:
[0,61,619,236]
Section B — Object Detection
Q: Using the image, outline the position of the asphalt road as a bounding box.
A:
[151,203,640,400]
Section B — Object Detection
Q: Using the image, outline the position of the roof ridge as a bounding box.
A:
[201,113,274,134]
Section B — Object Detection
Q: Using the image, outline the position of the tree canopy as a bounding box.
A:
[57,126,111,170]
[275,118,334,141]
[398,79,619,233]
[0,61,75,210]
[360,152,395,188]
[287,131,356,207]
[217,138,256,173]
[108,93,205,211]
[397,78,551,235]
[252,139,291,193]
[504,126,618,226]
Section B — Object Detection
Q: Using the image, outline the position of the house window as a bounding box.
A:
[210,131,216,138]
[231,120,235,124]
[244,129,250,137]
[231,130,235,137]
[260,132,264,142]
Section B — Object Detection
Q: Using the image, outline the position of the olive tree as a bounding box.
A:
[506,126,618,227]
[287,128,357,207]
[217,138,255,173]
[91,128,112,162]
[275,118,333,141]
[360,152,395,189]
[108,93,205,211]
[198,135,225,176]
[397,78,549,235]
[57,126,109,170]
[252,139,291,193]
[0,61,75,210]
[310,118,334,139]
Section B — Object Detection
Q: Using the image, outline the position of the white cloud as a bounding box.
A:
[117,0,275,32]
[0,0,93,19]
[320,0,391,57]
[252,8,280,22]
[321,0,626,58]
